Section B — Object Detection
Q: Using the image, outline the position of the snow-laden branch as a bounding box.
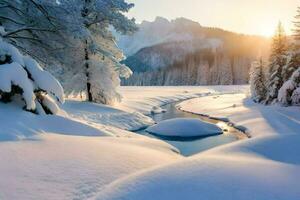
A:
[3,27,56,38]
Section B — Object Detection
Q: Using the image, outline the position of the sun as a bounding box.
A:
[259,25,276,37]
[258,22,292,38]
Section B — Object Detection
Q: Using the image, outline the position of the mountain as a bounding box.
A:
[115,17,270,86]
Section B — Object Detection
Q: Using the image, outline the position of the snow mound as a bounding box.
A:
[0,102,111,141]
[151,106,166,114]
[146,118,222,138]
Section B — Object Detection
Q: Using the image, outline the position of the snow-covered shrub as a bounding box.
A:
[278,68,300,106]
[0,37,64,114]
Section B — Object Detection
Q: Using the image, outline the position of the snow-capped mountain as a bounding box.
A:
[115,17,270,86]
[116,17,210,56]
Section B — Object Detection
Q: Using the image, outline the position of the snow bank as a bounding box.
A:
[178,93,300,137]
[96,154,300,200]
[117,86,249,114]
[146,118,222,138]
[0,134,180,200]
[0,102,111,141]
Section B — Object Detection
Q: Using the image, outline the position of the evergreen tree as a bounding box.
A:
[59,0,136,105]
[293,6,300,42]
[265,22,288,104]
[282,6,300,82]
[250,59,267,103]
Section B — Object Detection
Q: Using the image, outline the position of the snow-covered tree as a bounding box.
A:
[0,0,74,63]
[49,0,137,105]
[0,30,64,114]
[293,6,300,42]
[281,6,300,82]
[0,0,136,105]
[278,68,300,106]
[250,59,267,103]
[265,22,288,104]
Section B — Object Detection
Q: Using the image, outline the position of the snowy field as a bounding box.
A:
[0,86,300,200]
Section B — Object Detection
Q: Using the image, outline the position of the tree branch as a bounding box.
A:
[0,16,25,25]
[3,27,56,37]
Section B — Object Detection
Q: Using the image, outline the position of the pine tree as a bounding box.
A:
[282,6,300,82]
[59,0,136,105]
[250,59,267,103]
[293,6,300,42]
[265,22,288,104]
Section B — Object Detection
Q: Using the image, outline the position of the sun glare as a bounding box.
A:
[259,25,277,37]
[258,22,292,37]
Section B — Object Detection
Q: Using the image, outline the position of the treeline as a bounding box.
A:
[122,48,253,86]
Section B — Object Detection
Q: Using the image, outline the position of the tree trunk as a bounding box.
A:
[84,39,93,102]
[82,0,93,102]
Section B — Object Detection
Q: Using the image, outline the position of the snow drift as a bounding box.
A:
[146,118,222,138]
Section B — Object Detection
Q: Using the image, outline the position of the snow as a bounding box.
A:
[278,80,295,105]
[0,38,24,65]
[96,154,300,200]
[93,87,300,200]
[23,56,65,103]
[117,86,249,114]
[292,87,300,105]
[146,118,222,137]
[41,94,66,116]
[278,68,300,106]
[0,62,35,110]
[0,38,64,113]
[0,26,6,36]
[0,102,110,141]
[1,85,300,200]
[150,106,166,114]
[0,134,180,200]
[0,100,180,200]
[63,100,154,131]
[115,17,222,57]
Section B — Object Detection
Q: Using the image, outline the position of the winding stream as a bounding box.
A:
[137,99,248,156]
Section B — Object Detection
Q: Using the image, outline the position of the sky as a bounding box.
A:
[126,0,299,37]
